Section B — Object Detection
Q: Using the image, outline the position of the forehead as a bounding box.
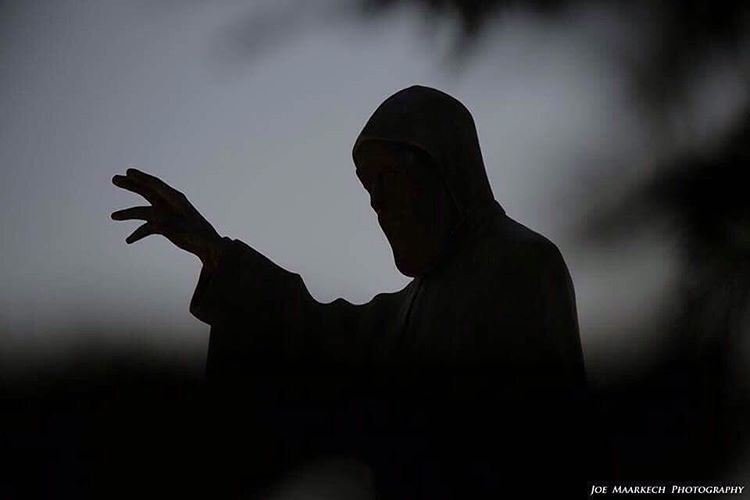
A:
[354,140,436,175]
[355,141,415,167]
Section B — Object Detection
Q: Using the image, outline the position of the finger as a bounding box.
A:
[112,175,160,204]
[125,222,157,244]
[111,206,154,221]
[126,168,185,208]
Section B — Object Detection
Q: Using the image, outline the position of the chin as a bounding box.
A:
[393,253,425,278]
[386,234,432,277]
[395,262,418,278]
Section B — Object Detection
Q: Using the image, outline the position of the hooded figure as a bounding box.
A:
[190,86,589,498]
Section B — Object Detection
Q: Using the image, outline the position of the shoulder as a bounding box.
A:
[484,213,567,271]
[324,280,412,310]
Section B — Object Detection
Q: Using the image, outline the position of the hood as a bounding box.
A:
[352,85,495,216]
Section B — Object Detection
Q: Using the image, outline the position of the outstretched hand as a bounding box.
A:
[112,168,224,269]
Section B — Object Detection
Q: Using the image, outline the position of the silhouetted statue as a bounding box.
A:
[113,86,589,498]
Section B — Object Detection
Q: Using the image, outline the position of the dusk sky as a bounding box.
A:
[2,0,748,384]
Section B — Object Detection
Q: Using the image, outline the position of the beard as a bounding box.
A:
[383,223,443,278]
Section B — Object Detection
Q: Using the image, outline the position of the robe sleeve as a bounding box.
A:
[189,237,370,383]
[189,238,395,489]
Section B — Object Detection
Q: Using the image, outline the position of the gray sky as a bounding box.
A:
[1,0,746,382]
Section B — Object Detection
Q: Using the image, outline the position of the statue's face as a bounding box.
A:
[355,141,459,277]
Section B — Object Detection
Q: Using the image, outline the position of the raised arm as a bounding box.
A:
[111,168,224,271]
[111,168,383,375]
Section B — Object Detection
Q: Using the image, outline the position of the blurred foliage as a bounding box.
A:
[357,0,749,102]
